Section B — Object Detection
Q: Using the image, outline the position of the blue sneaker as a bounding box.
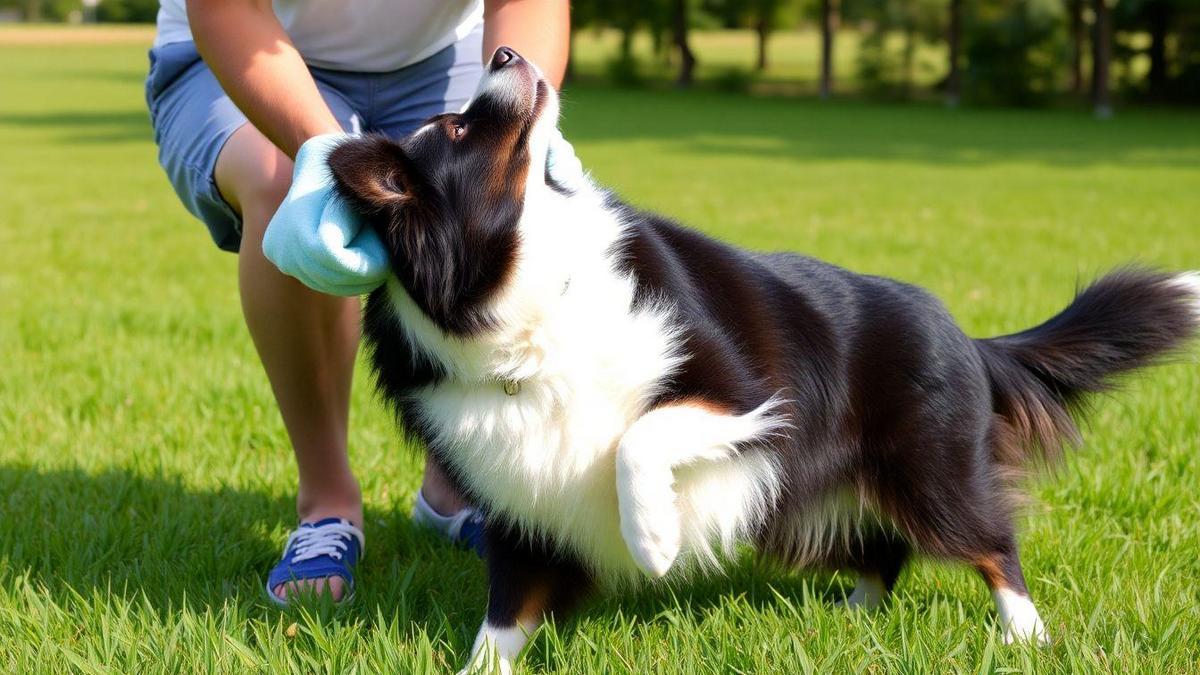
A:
[265,517,364,606]
[411,491,487,556]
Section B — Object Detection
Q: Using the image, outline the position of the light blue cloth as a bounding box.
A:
[263,133,391,296]
[266,128,585,296]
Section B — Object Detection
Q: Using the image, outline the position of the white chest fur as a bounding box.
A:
[386,187,779,582]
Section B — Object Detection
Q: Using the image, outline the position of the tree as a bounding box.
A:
[947,0,963,105]
[1114,0,1195,100]
[672,0,698,86]
[1144,0,1172,94]
[705,0,799,72]
[849,0,944,100]
[96,0,159,22]
[1067,0,1085,94]
[1092,0,1113,116]
[752,0,792,71]
[609,1,643,63]
[819,0,839,98]
[963,0,1062,106]
[754,2,772,70]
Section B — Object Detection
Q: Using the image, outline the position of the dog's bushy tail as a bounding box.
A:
[977,268,1200,465]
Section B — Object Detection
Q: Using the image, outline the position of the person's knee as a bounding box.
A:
[215,123,294,231]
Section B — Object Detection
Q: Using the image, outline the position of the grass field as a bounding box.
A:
[2,27,1200,674]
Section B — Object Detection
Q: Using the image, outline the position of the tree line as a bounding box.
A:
[571,0,1200,110]
[9,0,1198,109]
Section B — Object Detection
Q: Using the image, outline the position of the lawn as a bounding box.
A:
[2,27,1200,674]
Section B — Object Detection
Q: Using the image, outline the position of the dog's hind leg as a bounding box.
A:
[615,397,787,578]
[877,475,1050,644]
[839,532,910,610]
[974,542,1049,644]
[460,525,593,675]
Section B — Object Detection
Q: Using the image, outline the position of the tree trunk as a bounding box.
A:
[819,0,839,99]
[755,15,770,72]
[1146,0,1170,97]
[1091,0,1112,117]
[1068,0,1085,94]
[672,0,696,87]
[620,25,634,62]
[945,0,962,106]
[25,0,42,21]
[902,24,915,99]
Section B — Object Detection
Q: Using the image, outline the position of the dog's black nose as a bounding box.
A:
[490,46,520,71]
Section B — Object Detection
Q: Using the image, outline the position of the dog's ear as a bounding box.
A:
[328,136,419,214]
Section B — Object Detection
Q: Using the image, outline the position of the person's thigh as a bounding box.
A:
[366,24,484,139]
[146,41,363,252]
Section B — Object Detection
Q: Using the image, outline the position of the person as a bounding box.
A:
[144,0,573,605]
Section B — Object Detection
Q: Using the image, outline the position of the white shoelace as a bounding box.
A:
[285,520,365,564]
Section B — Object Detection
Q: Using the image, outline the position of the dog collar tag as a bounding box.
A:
[502,379,522,396]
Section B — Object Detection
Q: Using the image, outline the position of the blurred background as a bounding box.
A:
[2,2,1199,672]
[3,0,1199,112]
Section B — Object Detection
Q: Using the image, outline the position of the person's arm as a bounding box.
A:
[483,0,569,88]
[187,0,341,158]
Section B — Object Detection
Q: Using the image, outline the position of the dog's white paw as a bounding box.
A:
[993,588,1050,646]
[1001,617,1050,646]
[461,620,526,675]
[459,644,515,675]
[456,660,512,675]
[618,489,681,578]
[836,574,886,611]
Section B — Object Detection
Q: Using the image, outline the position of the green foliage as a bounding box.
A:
[96,0,158,23]
[847,0,943,99]
[3,33,1200,673]
[5,0,83,21]
[1113,0,1200,102]
[711,65,757,90]
[963,0,1065,106]
[605,52,647,87]
[704,0,806,30]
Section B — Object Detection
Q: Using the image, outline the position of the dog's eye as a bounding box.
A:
[448,122,467,141]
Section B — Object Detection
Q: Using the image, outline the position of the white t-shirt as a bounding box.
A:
[155,0,484,72]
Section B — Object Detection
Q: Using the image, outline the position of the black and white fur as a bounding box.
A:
[328,47,1200,674]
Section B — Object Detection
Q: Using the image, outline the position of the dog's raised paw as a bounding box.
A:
[618,497,681,578]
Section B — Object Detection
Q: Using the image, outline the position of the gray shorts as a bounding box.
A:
[145,27,483,252]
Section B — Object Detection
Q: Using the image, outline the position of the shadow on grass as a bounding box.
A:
[0,464,293,611]
[0,465,450,607]
[559,85,1200,169]
[0,110,151,143]
[0,463,844,657]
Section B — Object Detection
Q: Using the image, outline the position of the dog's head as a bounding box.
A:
[329,47,561,335]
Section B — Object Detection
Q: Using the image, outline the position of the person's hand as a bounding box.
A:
[545,128,587,192]
[262,133,390,296]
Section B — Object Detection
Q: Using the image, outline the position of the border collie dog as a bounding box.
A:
[329,47,1200,673]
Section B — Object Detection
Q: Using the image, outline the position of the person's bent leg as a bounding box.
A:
[369,24,485,530]
[216,123,363,602]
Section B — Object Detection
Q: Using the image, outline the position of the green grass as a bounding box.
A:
[3,29,1200,674]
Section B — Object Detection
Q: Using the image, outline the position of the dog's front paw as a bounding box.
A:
[618,487,681,578]
[620,509,681,578]
[456,661,512,675]
[458,648,514,675]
